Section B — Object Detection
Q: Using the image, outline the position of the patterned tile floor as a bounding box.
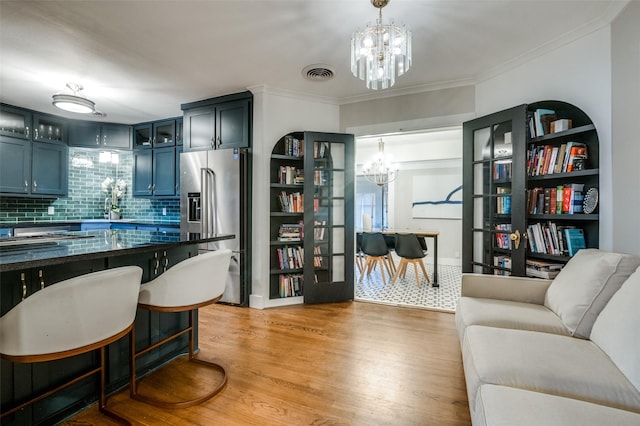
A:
[355,259,462,312]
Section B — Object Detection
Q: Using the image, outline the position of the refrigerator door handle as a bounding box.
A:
[200,168,209,235]
[200,168,217,236]
[209,169,217,235]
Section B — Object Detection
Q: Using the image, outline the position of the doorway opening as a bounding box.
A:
[354,128,464,312]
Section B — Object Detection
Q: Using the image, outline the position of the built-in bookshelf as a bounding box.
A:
[462,101,599,278]
[269,131,355,303]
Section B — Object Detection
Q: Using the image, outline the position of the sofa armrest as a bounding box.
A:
[461,273,552,305]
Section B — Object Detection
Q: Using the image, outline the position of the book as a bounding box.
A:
[566,143,587,172]
[567,183,584,214]
[549,187,557,214]
[534,108,556,136]
[550,119,572,133]
[554,144,567,174]
[564,228,586,256]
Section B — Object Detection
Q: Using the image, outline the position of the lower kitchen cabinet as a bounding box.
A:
[0,245,198,426]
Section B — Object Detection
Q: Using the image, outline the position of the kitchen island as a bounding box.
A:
[0,229,234,425]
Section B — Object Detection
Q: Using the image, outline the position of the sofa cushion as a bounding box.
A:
[591,266,640,392]
[455,297,569,342]
[544,249,640,338]
[462,325,640,414]
[473,384,640,426]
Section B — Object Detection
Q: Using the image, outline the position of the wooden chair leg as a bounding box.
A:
[411,260,422,289]
[378,258,388,285]
[418,259,431,284]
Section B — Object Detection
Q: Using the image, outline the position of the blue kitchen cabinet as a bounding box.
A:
[0,104,31,140]
[0,136,67,197]
[133,123,152,149]
[69,120,132,149]
[32,112,68,144]
[181,91,252,152]
[0,136,30,194]
[31,141,68,196]
[133,149,153,196]
[133,145,179,198]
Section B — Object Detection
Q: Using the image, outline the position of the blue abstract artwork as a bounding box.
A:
[412,174,463,219]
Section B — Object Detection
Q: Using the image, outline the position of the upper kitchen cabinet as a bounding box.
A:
[134,118,179,149]
[32,112,68,143]
[181,91,252,152]
[68,120,132,149]
[0,137,68,197]
[0,104,31,140]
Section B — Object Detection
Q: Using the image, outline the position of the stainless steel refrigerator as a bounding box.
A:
[180,148,251,305]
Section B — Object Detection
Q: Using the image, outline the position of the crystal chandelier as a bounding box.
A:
[363,139,399,186]
[351,0,412,90]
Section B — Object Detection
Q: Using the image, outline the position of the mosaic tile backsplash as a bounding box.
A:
[0,148,180,224]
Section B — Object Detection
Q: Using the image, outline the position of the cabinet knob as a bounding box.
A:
[34,128,39,139]
[39,270,45,290]
[103,135,107,145]
[24,180,28,191]
[148,184,152,193]
[33,180,37,191]
[216,136,221,148]
[96,134,100,145]
[210,137,215,149]
[25,126,29,138]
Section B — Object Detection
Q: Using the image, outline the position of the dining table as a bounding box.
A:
[358,230,440,287]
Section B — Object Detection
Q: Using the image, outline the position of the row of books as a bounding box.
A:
[528,108,573,138]
[527,222,586,256]
[314,141,329,159]
[526,259,563,279]
[314,220,327,241]
[495,224,512,249]
[284,135,304,157]
[496,187,511,214]
[278,222,303,241]
[276,246,304,270]
[278,166,304,185]
[279,274,303,298]
[314,170,328,185]
[493,255,512,276]
[527,142,587,176]
[527,184,584,215]
[493,162,512,180]
[278,191,303,213]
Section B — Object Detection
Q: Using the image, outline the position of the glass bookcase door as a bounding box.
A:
[303,132,354,304]
[463,105,527,276]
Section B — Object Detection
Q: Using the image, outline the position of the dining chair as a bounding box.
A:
[0,266,143,425]
[392,233,431,287]
[131,249,232,409]
[360,232,395,285]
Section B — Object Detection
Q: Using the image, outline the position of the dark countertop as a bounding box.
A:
[0,229,233,272]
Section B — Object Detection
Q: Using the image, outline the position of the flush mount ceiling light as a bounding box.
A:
[52,83,96,114]
[351,0,412,90]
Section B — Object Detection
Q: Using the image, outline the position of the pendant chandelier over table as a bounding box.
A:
[362,138,399,186]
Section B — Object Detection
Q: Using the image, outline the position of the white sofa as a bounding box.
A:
[455,249,640,425]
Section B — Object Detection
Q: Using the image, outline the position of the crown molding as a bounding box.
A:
[339,78,476,105]
[247,84,340,105]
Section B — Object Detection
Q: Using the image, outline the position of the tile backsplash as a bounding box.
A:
[0,148,180,224]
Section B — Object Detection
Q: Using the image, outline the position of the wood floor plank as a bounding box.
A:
[64,301,470,425]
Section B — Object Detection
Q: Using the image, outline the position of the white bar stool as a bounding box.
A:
[0,266,143,424]
[131,249,232,409]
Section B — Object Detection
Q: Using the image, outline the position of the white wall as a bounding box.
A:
[249,85,340,309]
[611,1,640,256]
[475,26,614,250]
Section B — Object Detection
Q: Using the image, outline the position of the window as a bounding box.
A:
[355,176,388,231]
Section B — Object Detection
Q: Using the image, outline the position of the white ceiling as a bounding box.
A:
[0,0,627,125]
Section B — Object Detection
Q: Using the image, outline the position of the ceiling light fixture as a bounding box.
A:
[362,138,398,186]
[351,0,412,90]
[52,83,96,114]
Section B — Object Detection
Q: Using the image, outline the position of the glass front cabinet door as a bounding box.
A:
[303,132,355,304]
[463,105,528,276]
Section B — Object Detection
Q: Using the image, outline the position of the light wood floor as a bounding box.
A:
[65,302,470,425]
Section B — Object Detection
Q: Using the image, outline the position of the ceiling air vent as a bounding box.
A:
[302,64,335,82]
